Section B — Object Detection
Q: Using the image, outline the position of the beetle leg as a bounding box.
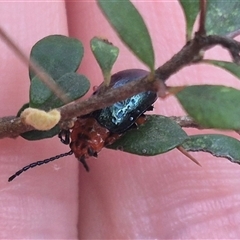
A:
[87,147,98,158]
[105,133,122,146]
[79,155,90,172]
[135,114,147,126]
[146,105,154,111]
[58,129,71,145]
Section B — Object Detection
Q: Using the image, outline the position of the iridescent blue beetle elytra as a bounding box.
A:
[91,69,157,134]
[8,69,157,181]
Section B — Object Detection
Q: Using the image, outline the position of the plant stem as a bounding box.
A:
[1,33,240,138]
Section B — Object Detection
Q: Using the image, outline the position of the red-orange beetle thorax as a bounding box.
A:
[70,117,120,160]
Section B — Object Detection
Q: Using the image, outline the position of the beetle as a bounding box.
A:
[8,69,157,181]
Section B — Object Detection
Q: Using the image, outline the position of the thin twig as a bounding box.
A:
[198,0,207,35]
[227,29,240,39]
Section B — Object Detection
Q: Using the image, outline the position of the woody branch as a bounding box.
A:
[1,33,240,139]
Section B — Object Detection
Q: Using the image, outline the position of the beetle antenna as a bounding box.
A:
[8,150,73,182]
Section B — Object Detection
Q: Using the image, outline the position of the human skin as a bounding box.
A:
[0,1,240,239]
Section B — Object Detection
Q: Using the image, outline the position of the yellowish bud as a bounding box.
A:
[21,108,61,131]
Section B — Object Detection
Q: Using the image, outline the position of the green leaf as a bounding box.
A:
[20,126,60,141]
[179,0,199,41]
[90,37,119,86]
[29,76,52,107]
[29,35,84,80]
[30,72,90,110]
[176,85,240,130]
[182,134,240,164]
[17,103,60,140]
[98,0,155,72]
[203,60,240,80]
[206,1,240,36]
[107,115,188,156]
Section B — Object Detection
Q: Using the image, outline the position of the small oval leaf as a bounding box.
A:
[206,1,240,36]
[30,73,90,110]
[204,60,240,80]
[29,35,84,80]
[176,85,240,130]
[20,126,60,141]
[107,115,188,156]
[179,0,199,41]
[98,0,155,71]
[182,134,240,164]
[90,37,119,86]
[29,76,52,106]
